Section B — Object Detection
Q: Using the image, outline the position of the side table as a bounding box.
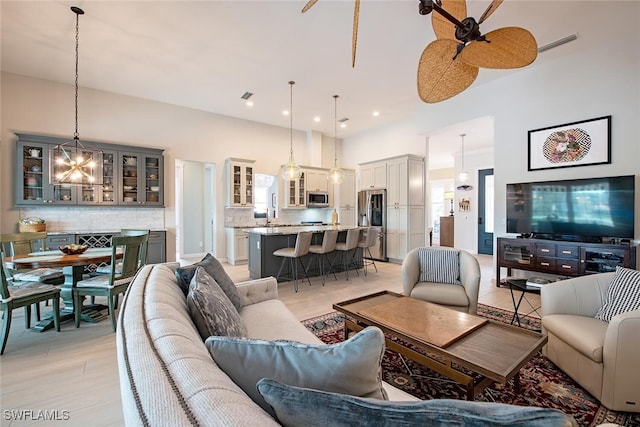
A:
[506,278,544,329]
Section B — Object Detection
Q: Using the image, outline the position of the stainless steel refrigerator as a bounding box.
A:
[357,189,387,261]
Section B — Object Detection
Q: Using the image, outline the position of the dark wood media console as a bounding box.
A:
[496,237,637,286]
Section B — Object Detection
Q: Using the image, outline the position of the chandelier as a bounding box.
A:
[50,6,102,186]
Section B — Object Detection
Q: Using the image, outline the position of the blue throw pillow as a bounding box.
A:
[257,378,577,427]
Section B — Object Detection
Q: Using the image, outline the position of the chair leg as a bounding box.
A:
[1,309,12,355]
[275,257,287,282]
[297,257,312,288]
[52,295,60,332]
[108,294,117,332]
[290,258,298,292]
[74,292,82,328]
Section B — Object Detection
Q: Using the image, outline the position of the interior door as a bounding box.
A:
[477,168,494,255]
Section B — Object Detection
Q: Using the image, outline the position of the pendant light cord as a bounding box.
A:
[460,133,466,170]
[289,81,294,157]
[72,7,84,142]
[334,95,339,165]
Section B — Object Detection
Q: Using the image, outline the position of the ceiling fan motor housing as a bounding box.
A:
[456,17,481,43]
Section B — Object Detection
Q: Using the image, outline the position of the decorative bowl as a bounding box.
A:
[59,244,88,255]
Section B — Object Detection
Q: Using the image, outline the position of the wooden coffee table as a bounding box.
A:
[333,290,547,400]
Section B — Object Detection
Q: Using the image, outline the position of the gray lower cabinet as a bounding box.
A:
[147,231,166,264]
[32,234,75,251]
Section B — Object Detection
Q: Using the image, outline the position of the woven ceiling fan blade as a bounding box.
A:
[460,27,537,69]
[432,0,467,40]
[478,0,504,24]
[301,0,319,13]
[417,39,479,103]
[352,0,360,67]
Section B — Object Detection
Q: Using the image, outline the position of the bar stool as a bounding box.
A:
[333,228,361,280]
[358,227,378,276]
[307,230,339,286]
[273,232,313,292]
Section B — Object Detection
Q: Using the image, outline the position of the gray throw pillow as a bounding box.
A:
[257,378,578,427]
[205,327,388,417]
[176,253,242,311]
[186,267,246,340]
[595,266,640,322]
[417,248,461,285]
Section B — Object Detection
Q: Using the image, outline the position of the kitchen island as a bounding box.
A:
[246,225,363,281]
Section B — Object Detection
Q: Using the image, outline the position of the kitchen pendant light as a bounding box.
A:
[50,6,102,186]
[456,133,472,191]
[281,81,302,181]
[328,94,344,184]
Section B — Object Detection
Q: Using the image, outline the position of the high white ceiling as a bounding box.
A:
[2,1,593,168]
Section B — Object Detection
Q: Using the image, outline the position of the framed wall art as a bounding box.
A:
[528,115,611,171]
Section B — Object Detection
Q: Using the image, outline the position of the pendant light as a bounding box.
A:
[50,6,102,186]
[456,133,472,191]
[281,81,302,181]
[328,94,344,184]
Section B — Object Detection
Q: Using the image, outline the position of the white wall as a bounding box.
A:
[344,1,640,257]
[1,72,317,260]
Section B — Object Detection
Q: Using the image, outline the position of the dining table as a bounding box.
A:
[3,247,122,331]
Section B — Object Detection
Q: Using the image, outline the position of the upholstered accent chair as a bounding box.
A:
[401,247,481,314]
[541,271,640,412]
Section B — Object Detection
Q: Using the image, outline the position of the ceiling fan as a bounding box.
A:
[418,0,537,103]
[301,0,537,103]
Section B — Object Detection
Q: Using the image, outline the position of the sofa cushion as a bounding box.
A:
[417,248,460,285]
[410,282,470,307]
[186,267,246,340]
[205,326,388,417]
[176,253,242,311]
[541,314,607,363]
[595,266,640,322]
[256,378,577,427]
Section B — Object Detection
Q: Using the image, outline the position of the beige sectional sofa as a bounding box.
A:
[541,272,640,412]
[116,262,416,426]
[116,262,577,426]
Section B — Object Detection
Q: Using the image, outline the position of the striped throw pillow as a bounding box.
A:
[417,248,460,285]
[595,266,640,322]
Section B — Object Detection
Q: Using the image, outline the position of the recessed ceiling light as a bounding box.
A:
[314,116,321,122]
[372,111,380,117]
[283,110,290,116]
[340,123,347,128]
[246,100,254,107]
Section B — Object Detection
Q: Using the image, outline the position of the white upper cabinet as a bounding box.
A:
[225,158,255,207]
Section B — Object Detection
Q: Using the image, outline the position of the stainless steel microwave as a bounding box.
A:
[307,191,329,207]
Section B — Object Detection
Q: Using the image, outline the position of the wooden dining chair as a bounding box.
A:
[1,248,60,355]
[1,233,64,321]
[73,233,148,332]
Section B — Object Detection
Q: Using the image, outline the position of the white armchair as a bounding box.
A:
[541,273,640,412]
[401,247,481,314]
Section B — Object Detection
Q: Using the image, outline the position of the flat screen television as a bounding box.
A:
[506,175,635,241]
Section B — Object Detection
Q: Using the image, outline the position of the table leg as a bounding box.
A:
[508,285,527,327]
[31,265,107,332]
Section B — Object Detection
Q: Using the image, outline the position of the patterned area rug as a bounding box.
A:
[302,304,639,427]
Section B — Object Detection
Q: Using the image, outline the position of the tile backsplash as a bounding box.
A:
[18,207,165,232]
[224,207,333,227]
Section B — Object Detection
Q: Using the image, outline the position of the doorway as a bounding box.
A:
[477,168,494,255]
[175,160,216,259]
